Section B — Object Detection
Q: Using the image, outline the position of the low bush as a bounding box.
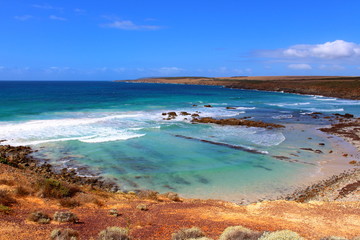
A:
[0,190,17,206]
[136,204,148,211]
[98,226,130,240]
[15,186,30,197]
[53,211,79,223]
[320,237,348,240]
[28,211,51,224]
[219,226,263,240]
[0,179,15,186]
[59,198,81,208]
[37,178,80,199]
[165,192,181,202]
[258,230,305,240]
[0,204,12,214]
[171,227,205,240]
[50,228,79,240]
[137,190,158,200]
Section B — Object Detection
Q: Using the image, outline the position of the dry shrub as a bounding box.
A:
[137,190,158,200]
[187,238,213,240]
[171,227,205,240]
[219,226,263,240]
[53,211,79,223]
[98,226,130,240]
[73,193,103,207]
[258,230,305,240]
[320,237,348,240]
[165,192,181,202]
[50,228,79,240]
[37,178,80,199]
[28,211,51,224]
[0,190,17,206]
[0,204,12,214]
[15,186,30,197]
[0,179,15,186]
[59,198,81,208]
[136,204,148,211]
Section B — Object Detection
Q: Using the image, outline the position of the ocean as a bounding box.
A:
[0,81,359,202]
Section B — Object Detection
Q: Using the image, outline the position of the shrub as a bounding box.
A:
[37,178,80,199]
[0,179,15,186]
[50,228,79,240]
[219,226,263,240]
[0,204,12,214]
[187,238,213,240]
[15,186,30,197]
[258,230,305,240]
[53,211,79,223]
[98,226,130,240]
[171,227,205,240]
[59,198,81,208]
[165,192,181,202]
[0,190,17,206]
[28,211,51,224]
[137,190,158,200]
[136,204,148,211]
[320,237,348,240]
[109,209,121,217]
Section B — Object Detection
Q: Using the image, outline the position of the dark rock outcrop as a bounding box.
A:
[191,117,285,129]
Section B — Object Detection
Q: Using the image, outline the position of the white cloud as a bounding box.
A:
[288,63,312,70]
[49,15,67,21]
[32,4,63,11]
[101,20,161,30]
[14,15,33,21]
[283,40,360,59]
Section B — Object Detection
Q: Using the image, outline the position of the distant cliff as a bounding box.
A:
[121,76,360,100]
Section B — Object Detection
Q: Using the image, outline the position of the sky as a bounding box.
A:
[1,0,360,80]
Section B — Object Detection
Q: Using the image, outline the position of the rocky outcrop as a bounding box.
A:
[192,117,285,129]
[0,145,118,192]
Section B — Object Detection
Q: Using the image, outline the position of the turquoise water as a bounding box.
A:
[0,81,359,202]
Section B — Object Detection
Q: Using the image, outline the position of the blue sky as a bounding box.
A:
[1,0,360,80]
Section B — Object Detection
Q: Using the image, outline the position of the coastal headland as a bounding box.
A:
[124,76,360,100]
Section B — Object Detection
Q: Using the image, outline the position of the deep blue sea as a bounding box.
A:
[0,81,359,202]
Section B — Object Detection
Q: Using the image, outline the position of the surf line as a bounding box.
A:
[172,134,266,155]
[173,134,317,166]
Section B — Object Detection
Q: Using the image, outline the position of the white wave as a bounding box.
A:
[234,107,256,110]
[313,96,337,101]
[268,102,311,107]
[306,108,344,112]
[80,133,145,143]
[0,113,147,146]
[272,114,293,119]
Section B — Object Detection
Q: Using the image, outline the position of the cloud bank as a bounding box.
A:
[283,40,360,59]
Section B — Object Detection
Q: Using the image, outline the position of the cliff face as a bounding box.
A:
[125,76,360,100]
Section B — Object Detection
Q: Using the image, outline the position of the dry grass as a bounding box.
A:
[171,227,205,240]
[50,228,79,240]
[59,198,81,208]
[98,227,130,240]
[27,211,51,224]
[0,189,17,206]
